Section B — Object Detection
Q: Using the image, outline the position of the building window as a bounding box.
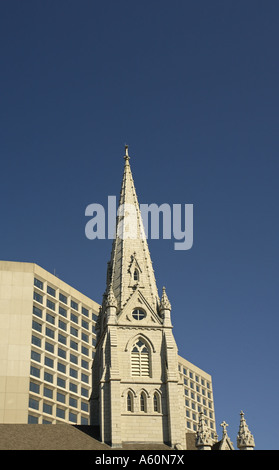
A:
[70,340,78,351]
[29,397,39,410]
[140,392,147,412]
[70,354,78,365]
[28,414,39,423]
[70,368,78,379]
[69,412,77,423]
[46,327,55,339]
[81,373,89,384]
[56,407,65,419]
[69,396,77,408]
[44,356,54,368]
[81,402,88,412]
[47,286,56,297]
[71,313,78,324]
[82,332,89,343]
[34,278,43,290]
[30,366,40,378]
[57,377,66,388]
[43,386,53,399]
[58,333,67,345]
[59,306,67,318]
[131,339,150,377]
[57,392,66,403]
[58,348,66,359]
[82,307,89,317]
[43,403,52,415]
[57,362,66,374]
[132,308,145,321]
[31,350,41,363]
[81,387,89,398]
[32,335,41,348]
[45,341,54,353]
[59,319,67,331]
[59,293,68,304]
[127,392,133,412]
[46,313,55,324]
[34,292,43,304]
[133,269,139,281]
[44,372,53,383]
[153,392,160,413]
[71,300,78,311]
[33,306,42,318]
[46,300,55,312]
[32,320,42,333]
[29,381,40,394]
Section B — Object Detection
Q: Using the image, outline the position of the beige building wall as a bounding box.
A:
[0,261,100,425]
[0,261,34,423]
[178,355,216,439]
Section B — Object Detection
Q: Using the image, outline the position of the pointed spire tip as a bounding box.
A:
[124,144,130,161]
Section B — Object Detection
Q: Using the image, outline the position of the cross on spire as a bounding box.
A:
[221,421,229,434]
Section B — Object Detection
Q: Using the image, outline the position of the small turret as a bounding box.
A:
[237,411,255,450]
[196,412,213,450]
[159,286,172,326]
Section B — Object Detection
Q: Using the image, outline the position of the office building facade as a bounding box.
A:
[0,260,99,425]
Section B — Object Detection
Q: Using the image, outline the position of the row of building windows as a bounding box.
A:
[178,363,216,435]
[33,290,98,327]
[126,391,161,413]
[32,320,95,355]
[178,364,211,389]
[31,335,91,370]
[28,395,88,424]
[184,389,213,408]
[185,404,214,420]
[30,348,90,383]
[34,278,89,313]
[28,413,89,425]
[182,378,212,398]
[29,381,89,409]
[30,365,90,397]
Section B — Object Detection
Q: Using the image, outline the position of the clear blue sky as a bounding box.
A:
[1,1,278,449]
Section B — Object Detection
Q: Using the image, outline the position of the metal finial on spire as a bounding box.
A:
[124,144,130,162]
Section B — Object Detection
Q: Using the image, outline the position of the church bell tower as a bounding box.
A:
[90,146,186,449]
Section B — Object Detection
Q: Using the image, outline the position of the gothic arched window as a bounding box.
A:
[133,269,139,281]
[153,392,160,413]
[131,339,150,377]
[140,392,147,412]
[127,392,133,412]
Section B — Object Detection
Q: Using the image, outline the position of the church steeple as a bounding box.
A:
[91,146,186,449]
[105,146,160,315]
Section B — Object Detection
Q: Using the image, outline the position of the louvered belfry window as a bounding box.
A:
[131,339,150,377]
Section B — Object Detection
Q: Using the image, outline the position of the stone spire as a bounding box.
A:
[237,411,255,450]
[196,412,213,450]
[159,286,172,326]
[159,286,171,311]
[106,146,160,314]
